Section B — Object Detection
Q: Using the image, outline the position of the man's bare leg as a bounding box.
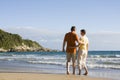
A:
[72,62,76,75]
[66,61,70,75]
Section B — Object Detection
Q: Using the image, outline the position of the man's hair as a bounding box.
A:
[71,26,76,31]
[81,29,86,34]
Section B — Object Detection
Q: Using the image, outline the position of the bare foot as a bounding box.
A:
[67,71,70,75]
[78,72,81,75]
[73,72,75,75]
[83,72,88,76]
[73,68,75,75]
[78,70,81,75]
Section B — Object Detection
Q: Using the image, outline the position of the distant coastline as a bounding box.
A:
[0,29,58,52]
[0,47,58,52]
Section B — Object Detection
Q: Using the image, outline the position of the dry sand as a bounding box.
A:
[0,73,109,80]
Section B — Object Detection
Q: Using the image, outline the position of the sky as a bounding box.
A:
[0,0,120,50]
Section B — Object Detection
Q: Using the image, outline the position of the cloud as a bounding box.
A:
[88,33,120,50]
[1,26,120,50]
[1,26,64,35]
[0,26,64,49]
[40,39,48,43]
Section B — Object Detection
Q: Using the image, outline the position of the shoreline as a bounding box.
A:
[0,69,114,80]
[0,66,117,80]
[0,58,119,80]
[0,72,109,80]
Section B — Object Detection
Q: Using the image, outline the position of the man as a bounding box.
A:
[62,26,83,75]
[77,29,89,75]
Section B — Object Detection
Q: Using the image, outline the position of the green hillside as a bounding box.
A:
[0,29,44,52]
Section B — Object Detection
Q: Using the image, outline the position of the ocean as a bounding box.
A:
[0,51,120,80]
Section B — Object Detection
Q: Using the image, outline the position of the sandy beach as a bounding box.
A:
[0,73,109,80]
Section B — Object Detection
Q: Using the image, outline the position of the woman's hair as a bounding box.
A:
[81,29,86,34]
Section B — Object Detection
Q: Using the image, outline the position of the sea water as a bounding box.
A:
[0,51,120,80]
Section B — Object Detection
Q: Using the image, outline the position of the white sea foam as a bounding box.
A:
[28,61,65,66]
[0,52,120,69]
[115,55,120,58]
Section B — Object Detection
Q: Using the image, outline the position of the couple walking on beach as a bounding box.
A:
[62,26,89,75]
